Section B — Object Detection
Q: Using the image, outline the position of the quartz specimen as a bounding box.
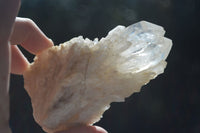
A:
[23,21,172,133]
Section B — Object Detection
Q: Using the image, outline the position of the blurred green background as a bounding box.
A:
[9,0,200,133]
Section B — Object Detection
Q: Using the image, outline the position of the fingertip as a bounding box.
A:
[92,126,108,133]
[48,38,54,46]
[45,38,54,50]
[35,38,54,54]
[55,125,107,133]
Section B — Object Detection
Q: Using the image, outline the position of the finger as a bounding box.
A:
[0,0,21,132]
[10,17,53,54]
[0,0,20,43]
[11,45,29,75]
[56,126,108,133]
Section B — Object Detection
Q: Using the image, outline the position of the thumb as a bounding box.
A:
[55,126,108,133]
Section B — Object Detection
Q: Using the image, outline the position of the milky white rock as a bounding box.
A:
[23,21,172,133]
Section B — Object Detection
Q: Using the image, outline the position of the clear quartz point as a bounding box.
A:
[99,21,172,73]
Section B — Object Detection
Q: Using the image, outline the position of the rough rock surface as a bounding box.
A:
[23,21,172,133]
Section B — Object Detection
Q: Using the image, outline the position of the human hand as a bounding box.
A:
[0,0,53,132]
[0,0,22,132]
[10,17,53,74]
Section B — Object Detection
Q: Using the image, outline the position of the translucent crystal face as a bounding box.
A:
[114,21,172,73]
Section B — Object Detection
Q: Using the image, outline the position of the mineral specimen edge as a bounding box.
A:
[23,21,172,133]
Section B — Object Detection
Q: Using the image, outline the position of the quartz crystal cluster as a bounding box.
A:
[23,21,172,133]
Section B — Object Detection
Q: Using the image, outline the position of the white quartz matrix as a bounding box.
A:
[24,21,172,133]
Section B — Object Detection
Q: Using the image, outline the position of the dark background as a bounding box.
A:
[9,0,200,133]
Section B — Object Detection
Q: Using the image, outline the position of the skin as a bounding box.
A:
[0,0,107,133]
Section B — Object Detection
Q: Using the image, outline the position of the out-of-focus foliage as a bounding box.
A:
[10,0,200,133]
